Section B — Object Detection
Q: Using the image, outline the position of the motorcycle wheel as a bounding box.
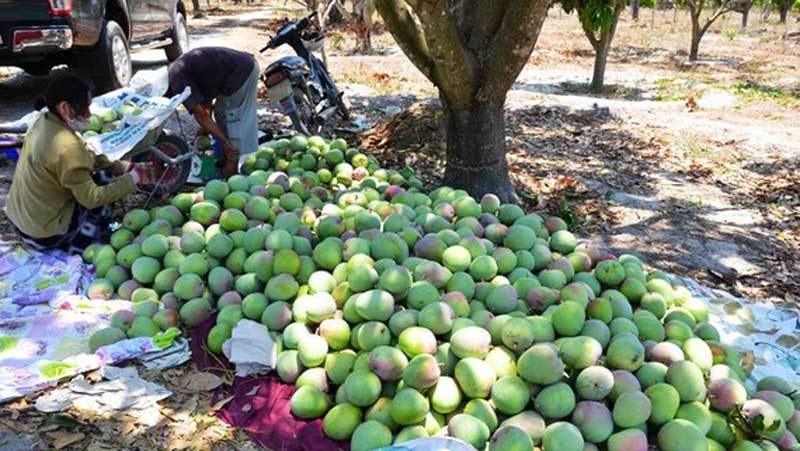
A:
[330,87,349,120]
[134,132,192,196]
[319,68,350,120]
[288,89,316,136]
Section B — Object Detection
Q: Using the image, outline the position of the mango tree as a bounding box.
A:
[334,0,378,53]
[679,0,734,60]
[561,0,627,93]
[732,0,755,26]
[774,0,797,22]
[374,0,550,201]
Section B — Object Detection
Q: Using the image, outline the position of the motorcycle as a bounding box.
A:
[259,11,349,136]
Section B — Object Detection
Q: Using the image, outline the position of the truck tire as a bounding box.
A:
[20,62,52,76]
[164,12,189,62]
[86,20,132,92]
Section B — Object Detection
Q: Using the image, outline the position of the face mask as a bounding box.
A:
[66,116,90,133]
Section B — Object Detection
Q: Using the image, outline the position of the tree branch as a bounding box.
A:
[374,0,436,82]
[461,0,511,54]
[480,0,551,98]
[605,0,625,50]
[575,2,601,50]
[702,0,734,33]
[409,0,477,107]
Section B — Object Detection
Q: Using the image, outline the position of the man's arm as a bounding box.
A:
[190,103,240,177]
[191,104,231,149]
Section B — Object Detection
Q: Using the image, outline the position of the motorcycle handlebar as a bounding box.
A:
[259,11,319,53]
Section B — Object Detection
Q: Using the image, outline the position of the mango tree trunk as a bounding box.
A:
[582,2,623,94]
[590,43,610,93]
[779,1,793,22]
[689,14,702,61]
[442,100,514,201]
[375,0,550,203]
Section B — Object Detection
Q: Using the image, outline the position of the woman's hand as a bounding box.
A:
[128,163,155,185]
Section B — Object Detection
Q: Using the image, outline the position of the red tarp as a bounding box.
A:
[190,319,348,451]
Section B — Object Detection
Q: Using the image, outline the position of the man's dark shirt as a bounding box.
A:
[167,47,256,110]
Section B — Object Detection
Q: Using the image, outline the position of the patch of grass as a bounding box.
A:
[653,77,706,101]
[732,82,800,108]
[669,132,741,176]
[328,32,346,51]
[557,197,581,231]
[724,28,738,41]
[680,136,716,160]
[685,196,705,208]
[559,81,643,99]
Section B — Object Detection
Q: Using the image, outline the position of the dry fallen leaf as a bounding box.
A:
[182,372,224,392]
[178,395,199,416]
[38,423,60,432]
[85,442,116,451]
[211,395,235,413]
[48,431,85,450]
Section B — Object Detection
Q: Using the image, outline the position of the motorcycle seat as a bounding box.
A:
[263,56,309,80]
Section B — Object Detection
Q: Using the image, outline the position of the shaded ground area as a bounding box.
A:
[0,363,259,450]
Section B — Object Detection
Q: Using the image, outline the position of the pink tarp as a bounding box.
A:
[190,320,348,451]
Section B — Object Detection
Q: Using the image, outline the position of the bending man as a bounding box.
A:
[166,47,259,177]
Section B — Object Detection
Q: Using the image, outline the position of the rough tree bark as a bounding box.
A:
[684,0,734,60]
[374,0,551,201]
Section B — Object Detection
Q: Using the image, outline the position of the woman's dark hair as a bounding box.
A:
[33,72,92,119]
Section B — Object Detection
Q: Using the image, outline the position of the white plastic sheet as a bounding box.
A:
[83,86,191,161]
[376,437,474,451]
[129,67,170,98]
[676,275,800,389]
[222,320,277,377]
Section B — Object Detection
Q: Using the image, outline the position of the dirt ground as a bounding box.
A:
[0,3,798,449]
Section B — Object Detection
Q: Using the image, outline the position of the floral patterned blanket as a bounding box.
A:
[0,242,176,402]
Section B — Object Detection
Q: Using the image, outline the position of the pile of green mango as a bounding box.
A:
[81,134,799,451]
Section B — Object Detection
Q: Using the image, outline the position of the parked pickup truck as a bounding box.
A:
[0,0,189,91]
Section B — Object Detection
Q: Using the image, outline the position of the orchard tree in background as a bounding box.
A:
[562,0,627,93]
[733,0,755,27]
[679,0,734,60]
[334,0,379,53]
[773,0,797,22]
[190,0,206,17]
[374,0,550,201]
[631,0,641,19]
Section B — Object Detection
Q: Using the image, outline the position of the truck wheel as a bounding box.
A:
[20,63,52,76]
[165,13,189,62]
[87,20,132,92]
